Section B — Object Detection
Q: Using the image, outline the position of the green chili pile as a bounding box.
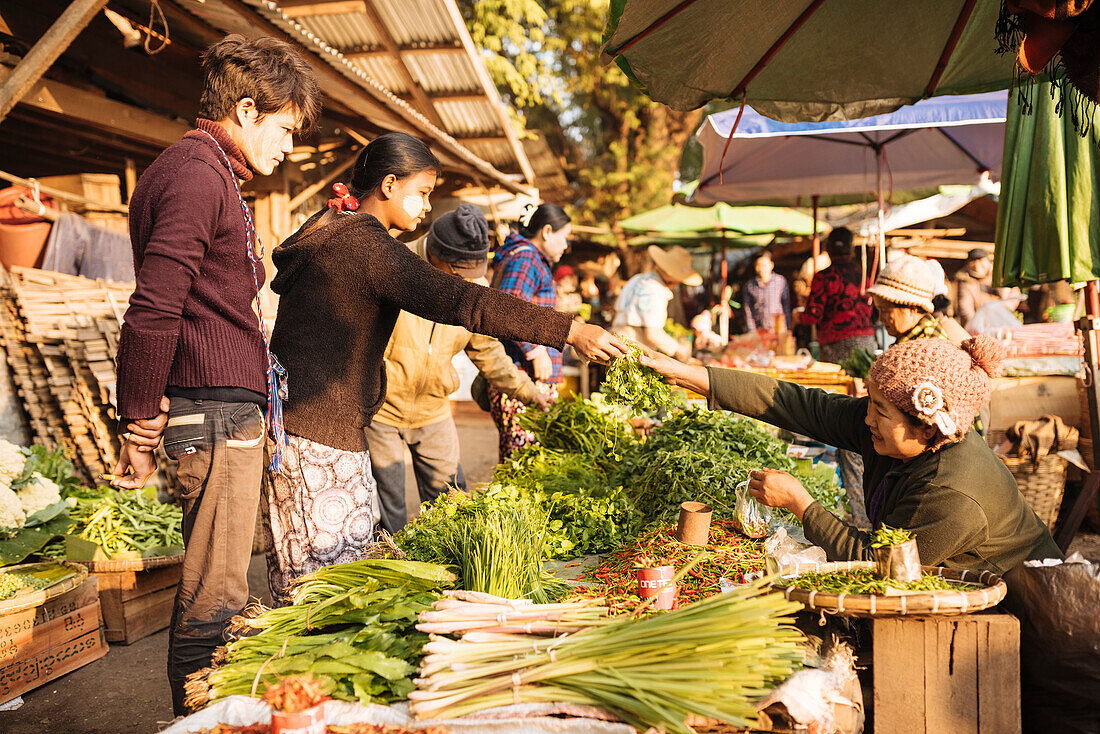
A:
[784,568,972,594]
[573,520,767,615]
[870,525,914,548]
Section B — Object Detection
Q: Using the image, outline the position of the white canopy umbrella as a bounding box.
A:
[690,92,1008,267]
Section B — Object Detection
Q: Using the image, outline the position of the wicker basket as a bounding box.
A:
[770,561,1006,618]
[0,560,88,615]
[998,452,1068,530]
[73,553,184,573]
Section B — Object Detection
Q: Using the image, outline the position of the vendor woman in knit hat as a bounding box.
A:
[640,336,1062,573]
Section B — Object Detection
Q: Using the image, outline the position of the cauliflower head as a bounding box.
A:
[15,473,62,517]
[0,439,26,485]
[0,483,25,530]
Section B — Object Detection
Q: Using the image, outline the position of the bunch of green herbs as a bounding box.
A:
[870,525,914,548]
[394,489,567,602]
[601,343,681,414]
[785,568,972,594]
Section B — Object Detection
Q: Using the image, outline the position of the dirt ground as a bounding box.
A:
[4,402,1099,733]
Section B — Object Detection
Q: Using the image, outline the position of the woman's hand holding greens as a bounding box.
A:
[567,322,629,363]
[747,468,815,522]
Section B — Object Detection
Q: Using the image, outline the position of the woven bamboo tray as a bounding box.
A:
[770,560,1006,617]
[0,560,88,615]
[998,453,1068,530]
[74,553,184,573]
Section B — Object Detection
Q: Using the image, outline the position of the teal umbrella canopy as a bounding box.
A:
[619,202,820,236]
[994,83,1100,287]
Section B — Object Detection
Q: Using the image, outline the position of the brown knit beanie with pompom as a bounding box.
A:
[867,335,1005,452]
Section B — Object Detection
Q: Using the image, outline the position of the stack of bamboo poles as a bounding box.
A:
[0,267,133,482]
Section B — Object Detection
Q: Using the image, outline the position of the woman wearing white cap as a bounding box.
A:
[612,245,701,360]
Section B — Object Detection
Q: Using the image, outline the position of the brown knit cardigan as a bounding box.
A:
[269,211,573,451]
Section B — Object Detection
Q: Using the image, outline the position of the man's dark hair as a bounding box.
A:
[351,132,442,194]
[199,35,322,130]
[825,226,854,260]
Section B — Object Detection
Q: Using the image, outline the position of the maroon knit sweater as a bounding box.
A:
[116,120,266,421]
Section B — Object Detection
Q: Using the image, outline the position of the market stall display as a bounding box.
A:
[0,560,85,612]
[39,486,183,561]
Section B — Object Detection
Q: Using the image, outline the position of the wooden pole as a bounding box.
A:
[811,194,820,347]
[0,0,109,123]
[1054,280,1100,550]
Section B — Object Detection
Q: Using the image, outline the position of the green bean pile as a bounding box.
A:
[785,568,972,595]
[43,487,183,559]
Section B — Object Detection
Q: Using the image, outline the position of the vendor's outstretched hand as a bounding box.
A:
[748,469,815,522]
[567,322,628,364]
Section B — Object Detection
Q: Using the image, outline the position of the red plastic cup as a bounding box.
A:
[271,704,325,734]
[636,565,676,610]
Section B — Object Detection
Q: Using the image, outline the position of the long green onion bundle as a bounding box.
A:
[409,577,804,732]
[184,559,454,710]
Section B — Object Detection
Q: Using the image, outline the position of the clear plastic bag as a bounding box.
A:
[734,479,772,538]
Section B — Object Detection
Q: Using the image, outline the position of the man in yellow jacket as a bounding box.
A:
[365,204,548,532]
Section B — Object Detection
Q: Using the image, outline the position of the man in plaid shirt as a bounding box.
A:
[742,251,792,331]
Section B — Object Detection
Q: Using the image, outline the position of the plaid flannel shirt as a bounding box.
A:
[492,233,562,382]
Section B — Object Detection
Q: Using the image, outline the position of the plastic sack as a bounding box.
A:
[1002,553,1100,734]
[764,527,827,573]
[734,480,772,538]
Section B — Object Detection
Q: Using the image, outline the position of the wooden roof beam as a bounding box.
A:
[344,44,466,59]
[0,63,190,148]
[279,0,367,18]
[0,0,109,123]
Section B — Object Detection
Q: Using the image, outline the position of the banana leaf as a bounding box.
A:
[0,516,71,566]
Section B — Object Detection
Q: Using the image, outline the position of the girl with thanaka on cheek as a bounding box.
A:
[263,133,627,601]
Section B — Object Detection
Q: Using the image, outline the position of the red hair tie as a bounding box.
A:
[326,182,359,212]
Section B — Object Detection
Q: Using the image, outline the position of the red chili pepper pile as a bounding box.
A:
[571,520,766,615]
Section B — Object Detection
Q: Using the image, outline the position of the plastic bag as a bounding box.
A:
[1002,553,1100,734]
[764,527,827,572]
[734,480,772,538]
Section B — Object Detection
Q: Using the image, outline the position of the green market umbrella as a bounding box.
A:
[993,85,1100,288]
[602,0,1015,120]
[994,81,1100,551]
[619,202,819,236]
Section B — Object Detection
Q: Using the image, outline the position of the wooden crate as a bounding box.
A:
[873,614,1020,734]
[0,576,99,664]
[91,563,181,645]
[0,584,107,704]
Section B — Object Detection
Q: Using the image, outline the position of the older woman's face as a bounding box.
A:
[873,295,923,338]
[865,378,936,461]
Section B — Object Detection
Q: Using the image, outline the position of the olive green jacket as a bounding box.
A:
[708,367,1062,575]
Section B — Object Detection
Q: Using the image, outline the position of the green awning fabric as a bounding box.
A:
[619,203,819,236]
[993,83,1100,287]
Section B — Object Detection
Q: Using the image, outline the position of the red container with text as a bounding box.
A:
[636,565,676,610]
[271,704,325,734]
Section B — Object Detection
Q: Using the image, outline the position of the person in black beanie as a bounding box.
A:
[364,204,551,532]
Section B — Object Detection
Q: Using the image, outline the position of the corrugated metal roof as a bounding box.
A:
[256,0,558,188]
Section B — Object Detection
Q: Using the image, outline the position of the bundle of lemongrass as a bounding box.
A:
[416,589,610,636]
[409,579,805,733]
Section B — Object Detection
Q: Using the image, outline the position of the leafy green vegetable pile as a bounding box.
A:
[601,343,682,414]
[620,407,846,527]
[186,559,452,708]
[840,347,875,378]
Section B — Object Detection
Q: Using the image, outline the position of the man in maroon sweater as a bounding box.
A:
[112,35,320,714]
